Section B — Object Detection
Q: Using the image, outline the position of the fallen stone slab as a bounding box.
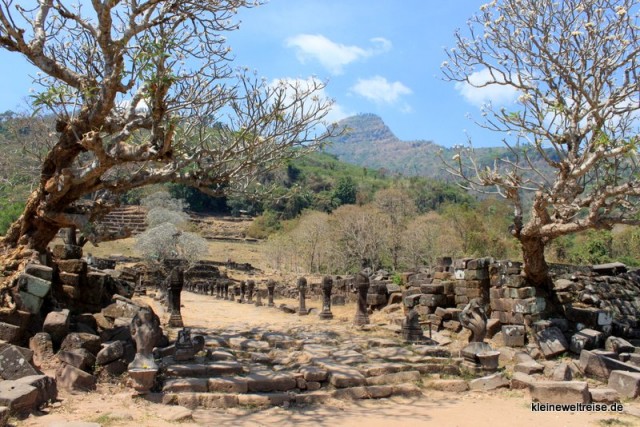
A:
[228,338,270,352]
[515,361,545,375]
[333,385,393,400]
[332,349,367,365]
[156,405,193,423]
[580,350,640,381]
[530,381,591,404]
[426,379,468,392]
[0,406,8,427]
[96,341,124,365]
[316,361,366,388]
[60,333,102,356]
[0,345,39,380]
[535,327,569,359]
[469,373,509,391]
[605,336,636,355]
[0,322,21,344]
[590,388,620,403]
[551,362,572,381]
[0,381,38,414]
[359,363,409,377]
[608,370,640,399]
[14,375,57,407]
[43,310,70,346]
[299,366,328,382]
[511,372,536,390]
[57,348,96,372]
[238,393,292,407]
[56,364,96,392]
[29,333,56,370]
[570,329,604,354]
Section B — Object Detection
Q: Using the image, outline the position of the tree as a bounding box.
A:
[374,188,416,270]
[442,0,640,288]
[333,176,357,206]
[401,211,462,269]
[290,210,331,273]
[0,1,334,271]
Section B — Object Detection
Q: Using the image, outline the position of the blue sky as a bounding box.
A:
[0,0,507,147]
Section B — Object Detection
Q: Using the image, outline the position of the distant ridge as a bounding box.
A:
[324,113,456,178]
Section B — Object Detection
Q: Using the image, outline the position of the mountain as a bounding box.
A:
[325,113,517,179]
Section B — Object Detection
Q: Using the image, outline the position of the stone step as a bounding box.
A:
[162,382,422,409]
[164,361,244,378]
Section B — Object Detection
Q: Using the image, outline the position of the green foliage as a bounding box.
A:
[0,200,24,235]
[332,176,357,206]
[246,210,283,239]
[392,273,403,286]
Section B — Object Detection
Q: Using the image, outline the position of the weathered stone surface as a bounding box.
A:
[163,378,208,393]
[0,345,39,380]
[228,337,270,352]
[56,364,96,392]
[295,391,332,405]
[43,310,71,346]
[515,361,545,375]
[24,264,53,281]
[246,372,297,392]
[535,327,569,359]
[605,336,636,354]
[551,362,572,381]
[530,381,591,404]
[57,349,96,372]
[426,379,468,392]
[0,323,21,344]
[102,300,141,320]
[299,366,328,382]
[326,364,366,388]
[502,325,525,347]
[333,385,394,400]
[590,388,620,403]
[157,405,193,423]
[238,393,292,407]
[60,333,102,355]
[18,274,52,298]
[163,392,238,409]
[0,381,38,414]
[580,350,640,381]
[14,375,58,407]
[96,341,124,365]
[469,373,509,391]
[365,370,421,386]
[570,329,604,354]
[29,332,57,369]
[608,370,640,398]
[511,372,536,390]
[18,292,43,314]
[0,406,7,427]
[207,377,249,393]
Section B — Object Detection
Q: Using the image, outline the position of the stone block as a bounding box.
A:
[570,329,604,354]
[515,361,544,375]
[29,333,55,370]
[0,345,39,380]
[328,366,366,388]
[510,287,536,299]
[18,274,51,298]
[60,332,102,355]
[419,294,447,308]
[443,320,462,332]
[0,381,38,414]
[162,378,208,393]
[52,244,82,260]
[367,294,387,306]
[486,319,501,339]
[590,388,620,403]
[420,284,444,294]
[300,366,328,382]
[468,373,509,391]
[59,272,81,287]
[24,264,53,282]
[551,362,572,381]
[502,325,526,347]
[608,370,640,398]
[403,294,422,309]
[511,372,536,389]
[18,292,43,314]
[365,371,420,386]
[489,287,505,300]
[530,381,591,404]
[464,269,488,280]
[56,364,96,392]
[57,348,96,372]
[56,259,87,275]
[14,375,57,407]
[535,327,569,359]
[43,310,70,346]
[580,350,640,381]
[95,341,123,367]
[504,275,525,288]
[0,323,21,344]
[246,372,297,392]
[386,283,401,293]
[0,406,7,426]
[566,307,611,328]
[426,379,468,392]
[605,336,636,354]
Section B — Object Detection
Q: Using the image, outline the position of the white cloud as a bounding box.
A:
[286,34,392,75]
[351,76,412,108]
[454,68,518,108]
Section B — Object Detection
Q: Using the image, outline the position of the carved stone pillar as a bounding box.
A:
[224,282,229,300]
[297,277,308,315]
[238,281,246,303]
[319,276,334,320]
[267,280,276,307]
[247,280,255,304]
[353,271,370,326]
[167,267,184,328]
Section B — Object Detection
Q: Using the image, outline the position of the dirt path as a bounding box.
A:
[16,291,640,427]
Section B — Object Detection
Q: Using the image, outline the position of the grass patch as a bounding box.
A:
[598,418,633,427]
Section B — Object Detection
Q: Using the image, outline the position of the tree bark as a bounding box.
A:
[520,235,550,289]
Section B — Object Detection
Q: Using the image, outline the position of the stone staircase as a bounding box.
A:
[98,206,148,236]
[157,326,461,409]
